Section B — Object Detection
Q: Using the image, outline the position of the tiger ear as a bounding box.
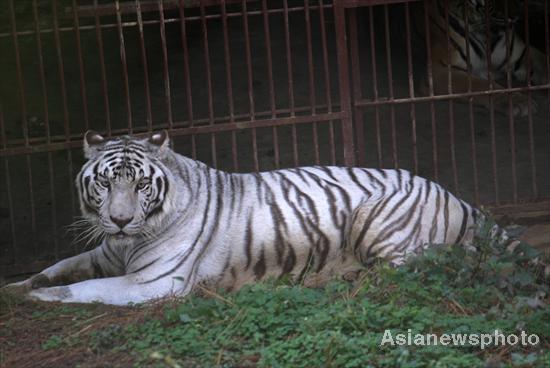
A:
[83,130,105,159]
[148,130,170,155]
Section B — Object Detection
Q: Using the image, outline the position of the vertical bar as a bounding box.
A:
[71,0,90,130]
[47,153,59,260]
[241,0,259,171]
[423,0,438,180]
[220,0,238,171]
[93,0,111,135]
[158,0,173,129]
[442,0,459,193]
[32,0,51,143]
[404,3,418,174]
[199,2,217,168]
[319,0,336,165]
[503,1,517,203]
[349,9,365,167]
[1,106,18,264]
[383,5,397,168]
[334,0,356,166]
[114,0,133,132]
[310,7,321,167]
[8,0,29,146]
[368,6,382,167]
[52,0,71,139]
[282,0,299,167]
[261,0,279,169]
[135,0,154,131]
[483,0,499,204]
[546,0,550,111]
[53,0,78,222]
[524,0,538,199]
[463,3,479,205]
[177,1,196,158]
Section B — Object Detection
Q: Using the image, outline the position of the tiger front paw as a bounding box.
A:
[27,286,73,303]
[495,93,538,117]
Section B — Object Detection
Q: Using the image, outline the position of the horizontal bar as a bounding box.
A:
[342,0,420,7]
[0,111,344,157]
[65,0,256,18]
[487,199,550,217]
[0,4,332,39]
[354,84,550,107]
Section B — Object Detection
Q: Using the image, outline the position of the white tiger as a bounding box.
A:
[3,130,517,305]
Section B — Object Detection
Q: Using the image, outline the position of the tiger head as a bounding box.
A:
[76,130,175,246]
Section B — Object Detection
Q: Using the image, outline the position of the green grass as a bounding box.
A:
[79,223,549,367]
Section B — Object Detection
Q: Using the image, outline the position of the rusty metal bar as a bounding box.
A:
[0,4,334,40]
[178,1,195,126]
[52,0,71,139]
[443,0,459,193]
[463,2,479,205]
[282,0,299,167]
[115,0,133,132]
[66,0,254,17]
[8,0,29,147]
[422,0,438,180]
[199,2,217,168]
[524,0,538,200]
[158,0,173,129]
[47,153,59,260]
[93,0,112,135]
[0,112,345,158]
[404,2,418,174]
[349,8,365,167]
[368,6,382,167]
[383,4,398,168]
[71,0,90,130]
[136,0,154,130]
[32,0,51,143]
[546,0,550,110]
[1,106,17,263]
[334,0,355,166]
[483,0,499,204]
[342,0,419,7]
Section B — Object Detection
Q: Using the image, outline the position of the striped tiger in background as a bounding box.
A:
[2,131,528,305]
[418,0,547,116]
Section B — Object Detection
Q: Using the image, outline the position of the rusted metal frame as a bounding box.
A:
[219,0,238,171]
[0,4,335,40]
[0,112,345,158]
[334,0,356,166]
[52,0,78,223]
[282,0,299,167]
[115,0,133,132]
[462,3,479,205]
[199,3,217,168]
[32,0,51,143]
[503,1,518,203]
[1,103,336,151]
[404,2,418,174]
[158,0,173,129]
[0,106,18,263]
[318,0,336,165]
[71,0,90,130]
[523,0,538,200]
[422,0,438,180]
[261,0,280,169]
[93,0,112,135]
[348,8,365,167]
[177,2,196,158]
[304,0,320,165]
[241,0,259,171]
[47,153,59,260]
[66,0,255,17]
[443,0,459,193]
[383,4,398,168]
[8,0,29,146]
[487,199,550,216]
[368,6,382,167]
[135,0,154,130]
[483,0,499,204]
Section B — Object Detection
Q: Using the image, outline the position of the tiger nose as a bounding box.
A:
[110,215,133,229]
